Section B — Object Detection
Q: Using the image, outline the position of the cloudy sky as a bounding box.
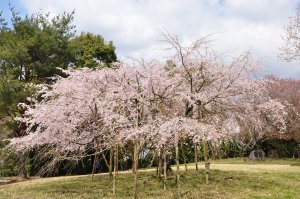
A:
[1,0,300,78]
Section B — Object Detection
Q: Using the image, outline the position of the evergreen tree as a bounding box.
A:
[0,7,115,178]
[69,32,117,68]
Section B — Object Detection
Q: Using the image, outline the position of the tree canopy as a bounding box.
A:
[0,8,117,81]
[69,32,117,68]
[280,5,300,61]
[10,33,288,168]
[0,9,75,82]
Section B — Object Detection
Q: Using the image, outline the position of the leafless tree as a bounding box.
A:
[280,5,300,61]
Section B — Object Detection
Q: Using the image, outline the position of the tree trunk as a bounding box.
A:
[17,152,28,180]
[158,149,162,178]
[91,152,98,181]
[181,143,187,172]
[101,151,110,170]
[133,141,139,199]
[120,147,125,171]
[194,144,198,171]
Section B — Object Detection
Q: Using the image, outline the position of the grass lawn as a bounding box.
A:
[211,157,300,165]
[0,159,300,199]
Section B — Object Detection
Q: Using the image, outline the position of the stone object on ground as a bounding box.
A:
[248,150,265,161]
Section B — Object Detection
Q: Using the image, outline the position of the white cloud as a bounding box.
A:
[19,0,300,78]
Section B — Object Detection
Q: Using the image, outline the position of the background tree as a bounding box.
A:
[69,32,117,68]
[265,76,300,140]
[280,5,300,61]
[0,72,34,179]
[0,6,117,179]
[0,7,76,179]
[0,8,75,82]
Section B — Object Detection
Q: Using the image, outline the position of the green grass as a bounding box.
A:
[291,162,300,166]
[1,160,300,199]
[210,157,300,165]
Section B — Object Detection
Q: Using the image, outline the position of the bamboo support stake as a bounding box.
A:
[205,161,210,185]
[156,157,159,176]
[203,140,210,184]
[181,143,187,172]
[163,148,167,191]
[133,141,139,199]
[113,144,117,195]
[109,147,113,180]
[175,141,180,189]
[194,143,198,171]
[116,144,119,177]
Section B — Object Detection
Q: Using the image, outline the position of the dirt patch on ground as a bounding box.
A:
[210,164,300,173]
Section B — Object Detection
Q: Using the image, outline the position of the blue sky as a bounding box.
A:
[0,0,25,17]
[0,0,300,79]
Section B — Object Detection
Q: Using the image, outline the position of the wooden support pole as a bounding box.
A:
[133,141,139,199]
[109,146,113,180]
[116,144,119,177]
[163,148,167,191]
[175,141,180,189]
[113,144,117,195]
[202,140,210,184]
[194,144,198,171]
[181,143,188,172]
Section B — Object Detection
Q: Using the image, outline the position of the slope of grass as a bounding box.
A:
[0,162,300,199]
